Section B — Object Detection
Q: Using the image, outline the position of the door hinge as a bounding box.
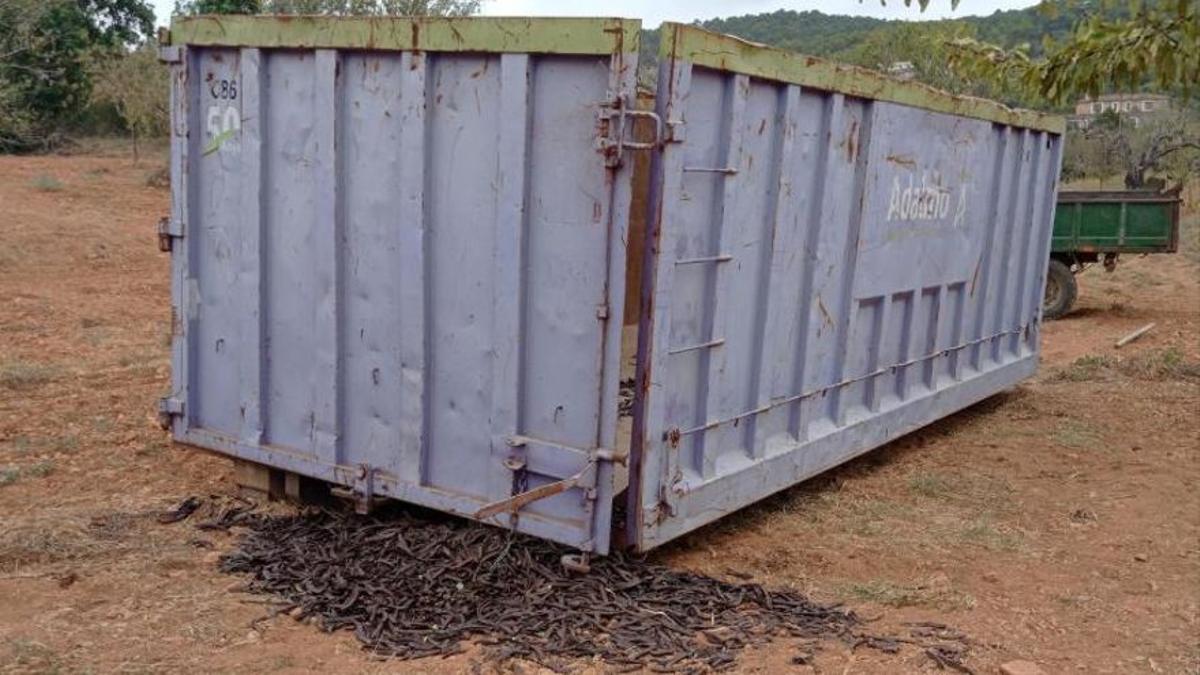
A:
[158,396,184,430]
[158,217,183,253]
[597,93,663,168]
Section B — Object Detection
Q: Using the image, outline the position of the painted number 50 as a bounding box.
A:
[204,105,241,155]
[207,106,240,137]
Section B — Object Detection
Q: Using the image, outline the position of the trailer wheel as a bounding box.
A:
[1043,259,1077,320]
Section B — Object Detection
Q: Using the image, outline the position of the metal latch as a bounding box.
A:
[158,396,184,430]
[474,459,598,521]
[158,217,183,253]
[597,93,663,168]
[331,464,378,514]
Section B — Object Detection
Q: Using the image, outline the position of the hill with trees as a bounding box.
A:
[638,1,1123,109]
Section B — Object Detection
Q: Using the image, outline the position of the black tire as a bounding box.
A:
[1043,259,1077,320]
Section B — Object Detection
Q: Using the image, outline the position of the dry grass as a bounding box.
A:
[0,506,165,575]
[29,174,63,192]
[1118,348,1200,380]
[55,135,169,159]
[1052,420,1102,450]
[1053,349,1200,383]
[0,518,104,570]
[957,515,1022,552]
[0,361,60,391]
[1053,355,1117,382]
[842,577,976,611]
[0,460,56,487]
[2,638,65,674]
[907,471,954,499]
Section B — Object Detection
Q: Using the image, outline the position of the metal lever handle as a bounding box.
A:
[474,460,596,520]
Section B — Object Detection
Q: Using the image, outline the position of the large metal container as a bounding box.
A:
[629,25,1063,550]
[159,16,641,555]
[160,17,1064,557]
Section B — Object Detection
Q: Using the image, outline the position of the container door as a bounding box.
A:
[161,18,642,555]
[630,24,1062,551]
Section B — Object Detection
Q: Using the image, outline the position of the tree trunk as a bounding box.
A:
[1125,165,1145,189]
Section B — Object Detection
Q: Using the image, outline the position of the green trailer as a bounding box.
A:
[1043,190,1182,318]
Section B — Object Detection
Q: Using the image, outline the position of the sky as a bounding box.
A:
[150,0,1042,29]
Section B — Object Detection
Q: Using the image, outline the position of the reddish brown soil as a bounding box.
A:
[1,150,1197,674]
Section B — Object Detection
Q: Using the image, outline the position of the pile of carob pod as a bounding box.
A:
[166,498,972,672]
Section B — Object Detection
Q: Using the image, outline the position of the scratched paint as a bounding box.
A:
[164,18,639,555]
[163,17,1065,556]
[630,24,1064,551]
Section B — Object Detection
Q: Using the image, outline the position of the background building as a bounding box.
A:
[1069,93,1173,129]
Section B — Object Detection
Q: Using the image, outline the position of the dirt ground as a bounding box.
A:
[1,148,1197,674]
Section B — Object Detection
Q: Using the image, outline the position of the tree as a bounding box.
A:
[89,41,170,161]
[839,22,1010,98]
[0,0,155,151]
[942,1,1197,105]
[876,1,1199,190]
[79,0,157,47]
[1062,109,1200,188]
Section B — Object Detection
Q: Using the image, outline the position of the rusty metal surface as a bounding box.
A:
[629,31,1064,551]
[658,23,1063,134]
[167,16,640,55]
[164,28,639,553]
[166,18,1067,556]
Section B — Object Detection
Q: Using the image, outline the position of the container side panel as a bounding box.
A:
[518,55,614,524]
[486,53,532,518]
[751,84,821,457]
[168,48,197,437]
[967,126,1014,372]
[780,92,842,445]
[1008,131,1049,357]
[796,95,864,441]
[700,74,778,478]
[1026,137,1064,349]
[339,52,416,479]
[311,49,342,466]
[191,48,248,437]
[660,67,724,484]
[259,52,327,458]
[236,49,265,447]
[988,129,1033,365]
[520,55,611,449]
[176,34,633,553]
[631,57,693,534]
[424,54,502,500]
[636,55,1063,550]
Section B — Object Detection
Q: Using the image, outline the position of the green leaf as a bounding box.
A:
[203,128,236,156]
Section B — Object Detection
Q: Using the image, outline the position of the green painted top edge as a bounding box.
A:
[168,16,641,55]
[658,23,1064,135]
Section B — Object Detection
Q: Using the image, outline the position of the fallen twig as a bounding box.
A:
[1115,322,1156,348]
